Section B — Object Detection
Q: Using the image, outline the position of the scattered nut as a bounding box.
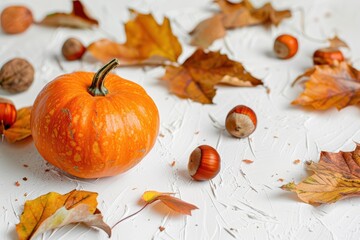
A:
[274,34,298,59]
[1,6,33,34]
[62,38,87,61]
[188,145,221,181]
[0,58,34,93]
[313,47,344,65]
[225,105,257,138]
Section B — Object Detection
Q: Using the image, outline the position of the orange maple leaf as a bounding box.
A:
[88,10,182,65]
[292,62,360,110]
[282,144,360,205]
[142,191,198,216]
[39,0,98,28]
[3,106,32,143]
[16,190,111,240]
[162,49,262,104]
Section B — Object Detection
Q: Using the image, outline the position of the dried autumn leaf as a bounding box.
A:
[190,14,226,49]
[16,190,111,240]
[281,144,360,205]
[292,62,360,110]
[191,0,291,48]
[142,191,198,216]
[88,10,182,65]
[162,49,262,104]
[328,35,349,49]
[39,0,98,28]
[3,106,32,143]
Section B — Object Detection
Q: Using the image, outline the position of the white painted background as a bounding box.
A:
[1,0,360,239]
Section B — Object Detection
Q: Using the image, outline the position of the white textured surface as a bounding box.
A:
[1,0,360,239]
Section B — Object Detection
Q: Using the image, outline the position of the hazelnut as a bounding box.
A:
[0,58,35,93]
[0,97,17,132]
[225,105,257,138]
[62,38,87,61]
[188,145,221,181]
[313,47,344,65]
[1,6,33,34]
[274,34,298,59]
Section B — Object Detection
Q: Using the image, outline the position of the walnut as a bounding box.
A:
[0,58,34,93]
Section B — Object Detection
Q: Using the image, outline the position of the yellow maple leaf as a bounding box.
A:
[88,10,182,65]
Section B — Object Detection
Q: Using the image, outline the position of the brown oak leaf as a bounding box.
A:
[162,49,262,104]
[39,0,98,28]
[282,144,360,205]
[16,190,111,240]
[292,62,360,110]
[88,10,182,65]
[3,106,32,143]
[328,35,349,49]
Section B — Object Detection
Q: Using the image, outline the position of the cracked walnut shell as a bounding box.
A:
[0,58,34,93]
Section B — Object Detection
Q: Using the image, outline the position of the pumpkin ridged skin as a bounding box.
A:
[31,72,159,178]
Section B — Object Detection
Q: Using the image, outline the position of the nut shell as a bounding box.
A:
[188,145,220,181]
[0,58,34,93]
[62,38,87,61]
[1,6,33,34]
[274,34,298,59]
[313,47,344,65]
[0,97,17,131]
[225,105,257,138]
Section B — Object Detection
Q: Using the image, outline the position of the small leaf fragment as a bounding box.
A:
[3,107,32,143]
[162,49,262,104]
[328,35,349,49]
[292,62,360,110]
[39,0,98,28]
[282,144,360,205]
[16,190,111,240]
[141,191,198,216]
[88,10,182,65]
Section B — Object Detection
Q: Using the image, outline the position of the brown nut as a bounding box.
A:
[1,6,33,34]
[62,38,87,61]
[274,34,298,59]
[313,47,344,65]
[188,145,221,181]
[0,97,17,132]
[0,58,34,93]
[225,105,257,138]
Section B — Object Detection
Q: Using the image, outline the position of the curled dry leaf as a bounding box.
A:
[328,35,349,49]
[142,191,198,216]
[282,144,360,205]
[39,0,98,28]
[162,49,262,104]
[88,10,182,65]
[3,106,32,143]
[292,62,360,110]
[16,190,111,240]
[190,0,291,48]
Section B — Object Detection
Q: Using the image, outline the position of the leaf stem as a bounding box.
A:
[111,202,150,229]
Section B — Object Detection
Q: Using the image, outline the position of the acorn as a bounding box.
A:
[274,34,298,59]
[61,37,87,61]
[313,47,344,65]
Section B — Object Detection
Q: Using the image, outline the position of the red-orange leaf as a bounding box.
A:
[88,10,182,65]
[162,49,262,104]
[282,144,360,205]
[16,190,111,240]
[39,0,98,28]
[142,191,198,216]
[3,106,32,143]
[292,62,360,110]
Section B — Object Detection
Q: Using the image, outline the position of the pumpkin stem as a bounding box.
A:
[88,58,120,96]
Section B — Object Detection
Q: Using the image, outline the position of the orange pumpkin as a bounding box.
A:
[31,59,159,178]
